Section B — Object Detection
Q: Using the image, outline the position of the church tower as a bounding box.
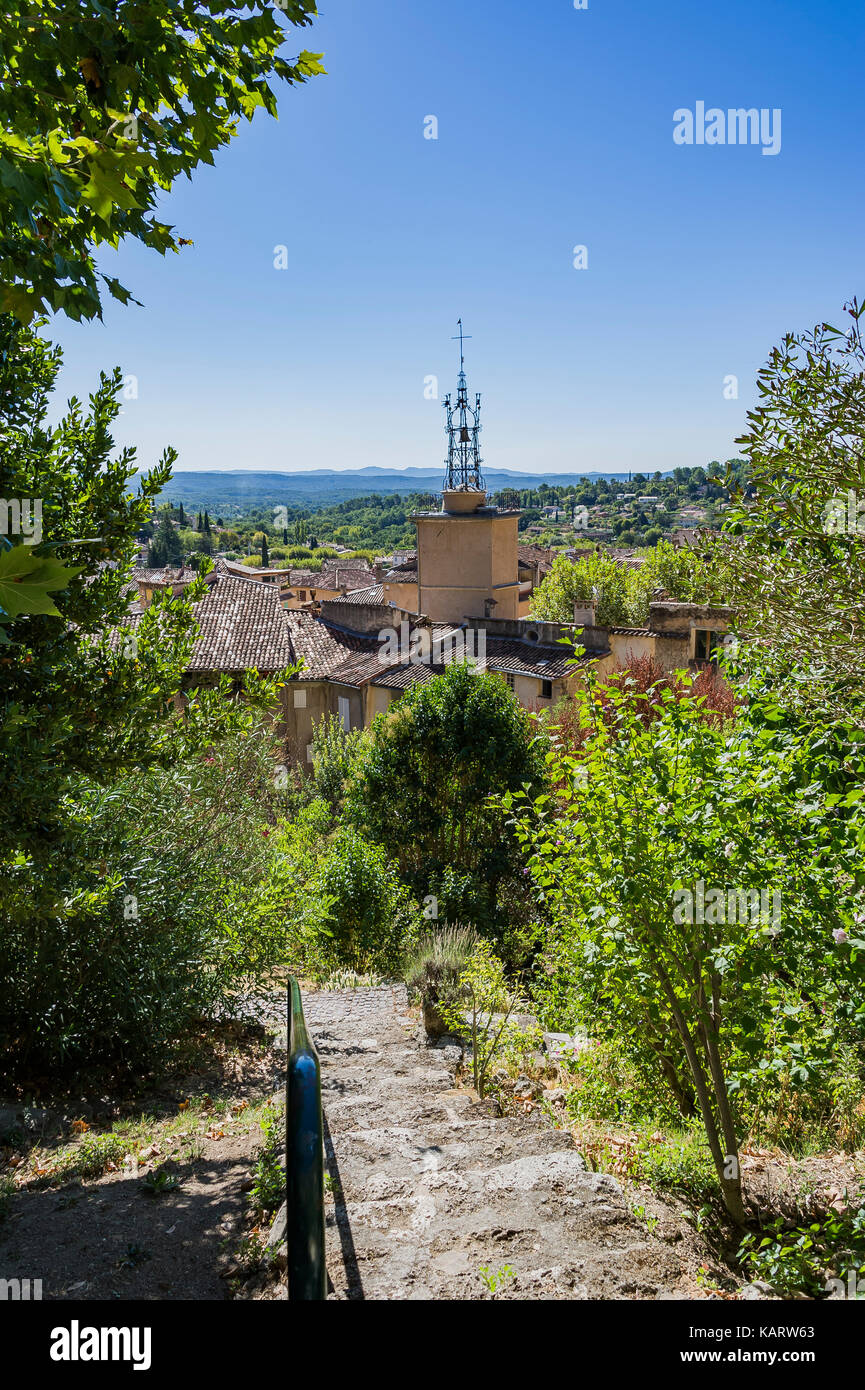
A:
[413,323,521,622]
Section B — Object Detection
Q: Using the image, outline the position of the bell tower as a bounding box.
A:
[413,323,521,622]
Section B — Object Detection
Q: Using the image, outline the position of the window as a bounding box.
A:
[504,673,515,690]
[540,680,553,700]
[338,695,351,732]
[293,688,307,709]
[298,590,306,601]
[695,629,724,661]
[306,744,314,763]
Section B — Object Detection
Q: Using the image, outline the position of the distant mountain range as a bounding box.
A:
[148,467,653,512]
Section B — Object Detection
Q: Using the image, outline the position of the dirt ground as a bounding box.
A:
[0,1019,286,1301]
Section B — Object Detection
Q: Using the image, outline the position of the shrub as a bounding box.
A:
[440,939,534,1097]
[314,829,418,976]
[347,665,547,958]
[403,925,478,1014]
[0,722,288,1076]
[310,713,365,811]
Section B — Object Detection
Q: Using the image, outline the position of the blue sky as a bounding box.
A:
[47,0,864,478]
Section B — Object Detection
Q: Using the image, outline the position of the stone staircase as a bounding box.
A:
[303,986,688,1300]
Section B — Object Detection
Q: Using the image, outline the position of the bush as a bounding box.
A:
[403,925,478,1015]
[310,713,365,811]
[347,665,547,959]
[314,829,418,975]
[0,723,288,1077]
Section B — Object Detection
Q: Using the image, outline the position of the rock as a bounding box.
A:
[267,1201,287,1249]
[740,1280,776,1300]
[0,1105,24,1139]
[544,1088,567,1106]
[513,1075,540,1101]
[422,1001,450,1039]
[542,1032,587,1062]
[23,1107,62,1137]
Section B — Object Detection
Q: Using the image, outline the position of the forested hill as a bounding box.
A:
[146,467,647,512]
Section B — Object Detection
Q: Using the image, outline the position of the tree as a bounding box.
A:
[0,0,323,323]
[347,664,546,955]
[507,677,865,1224]
[147,506,183,567]
[261,532,269,566]
[530,542,722,627]
[0,315,283,861]
[720,298,865,718]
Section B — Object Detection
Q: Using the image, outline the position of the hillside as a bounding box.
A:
[146,467,647,512]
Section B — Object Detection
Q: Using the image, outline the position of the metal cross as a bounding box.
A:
[451,318,472,372]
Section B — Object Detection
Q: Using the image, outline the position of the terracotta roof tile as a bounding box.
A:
[186,572,294,672]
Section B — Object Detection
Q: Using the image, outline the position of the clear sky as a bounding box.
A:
[47,0,864,479]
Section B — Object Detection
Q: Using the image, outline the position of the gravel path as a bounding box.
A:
[303,986,690,1300]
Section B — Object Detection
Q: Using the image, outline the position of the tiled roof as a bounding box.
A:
[326,567,377,591]
[285,611,380,682]
[483,637,590,680]
[337,584,384,605]
[186,572,294,672]
[289,570,328,587]
[223,560,289,579]
[115,568,294,673]
[371,663,441,690]
[288,567,374,591]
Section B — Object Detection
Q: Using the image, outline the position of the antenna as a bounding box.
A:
[443,320,485,493]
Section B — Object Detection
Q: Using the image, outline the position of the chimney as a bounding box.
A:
[573,597,598,628]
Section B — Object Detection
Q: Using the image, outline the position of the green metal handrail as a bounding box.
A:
[287,976,326,1300]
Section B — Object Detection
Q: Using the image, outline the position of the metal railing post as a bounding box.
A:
[287,975,326,1300]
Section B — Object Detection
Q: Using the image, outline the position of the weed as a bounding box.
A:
[249,1102,284,1216]
[141,1167,179,1196]
[478,1264,516,1294]
[738,1207,865,1297]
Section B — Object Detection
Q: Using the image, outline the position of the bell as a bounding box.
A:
[460,427,471,443]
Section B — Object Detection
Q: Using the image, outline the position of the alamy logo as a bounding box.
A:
[378,621,486,671]
[0,497,42,544]
[50,1321,152,1372]
[823,490,865,534]
[673,881,781,929]
[673,103,782,156]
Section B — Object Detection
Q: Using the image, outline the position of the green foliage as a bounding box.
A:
[310,712,365,811]
[0,542,81,622]
[314,828,418,976]
[254,798,336,981]
[720,298,865,719]
[147,507,183,567]
[530,541,724,626]
[738,1208,865,1298]
[347,664,547,959]
[141,1167,180,1195]
[478,1264,515,1294]
[0,720,291,1074]
[0,0,323,323]
[249,1101,285,1216]
[562,1039,685,1129]
[403,924,478,1012]
[440,939,531,1098]
[508,675,865,1222]
[0,318,292,867]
